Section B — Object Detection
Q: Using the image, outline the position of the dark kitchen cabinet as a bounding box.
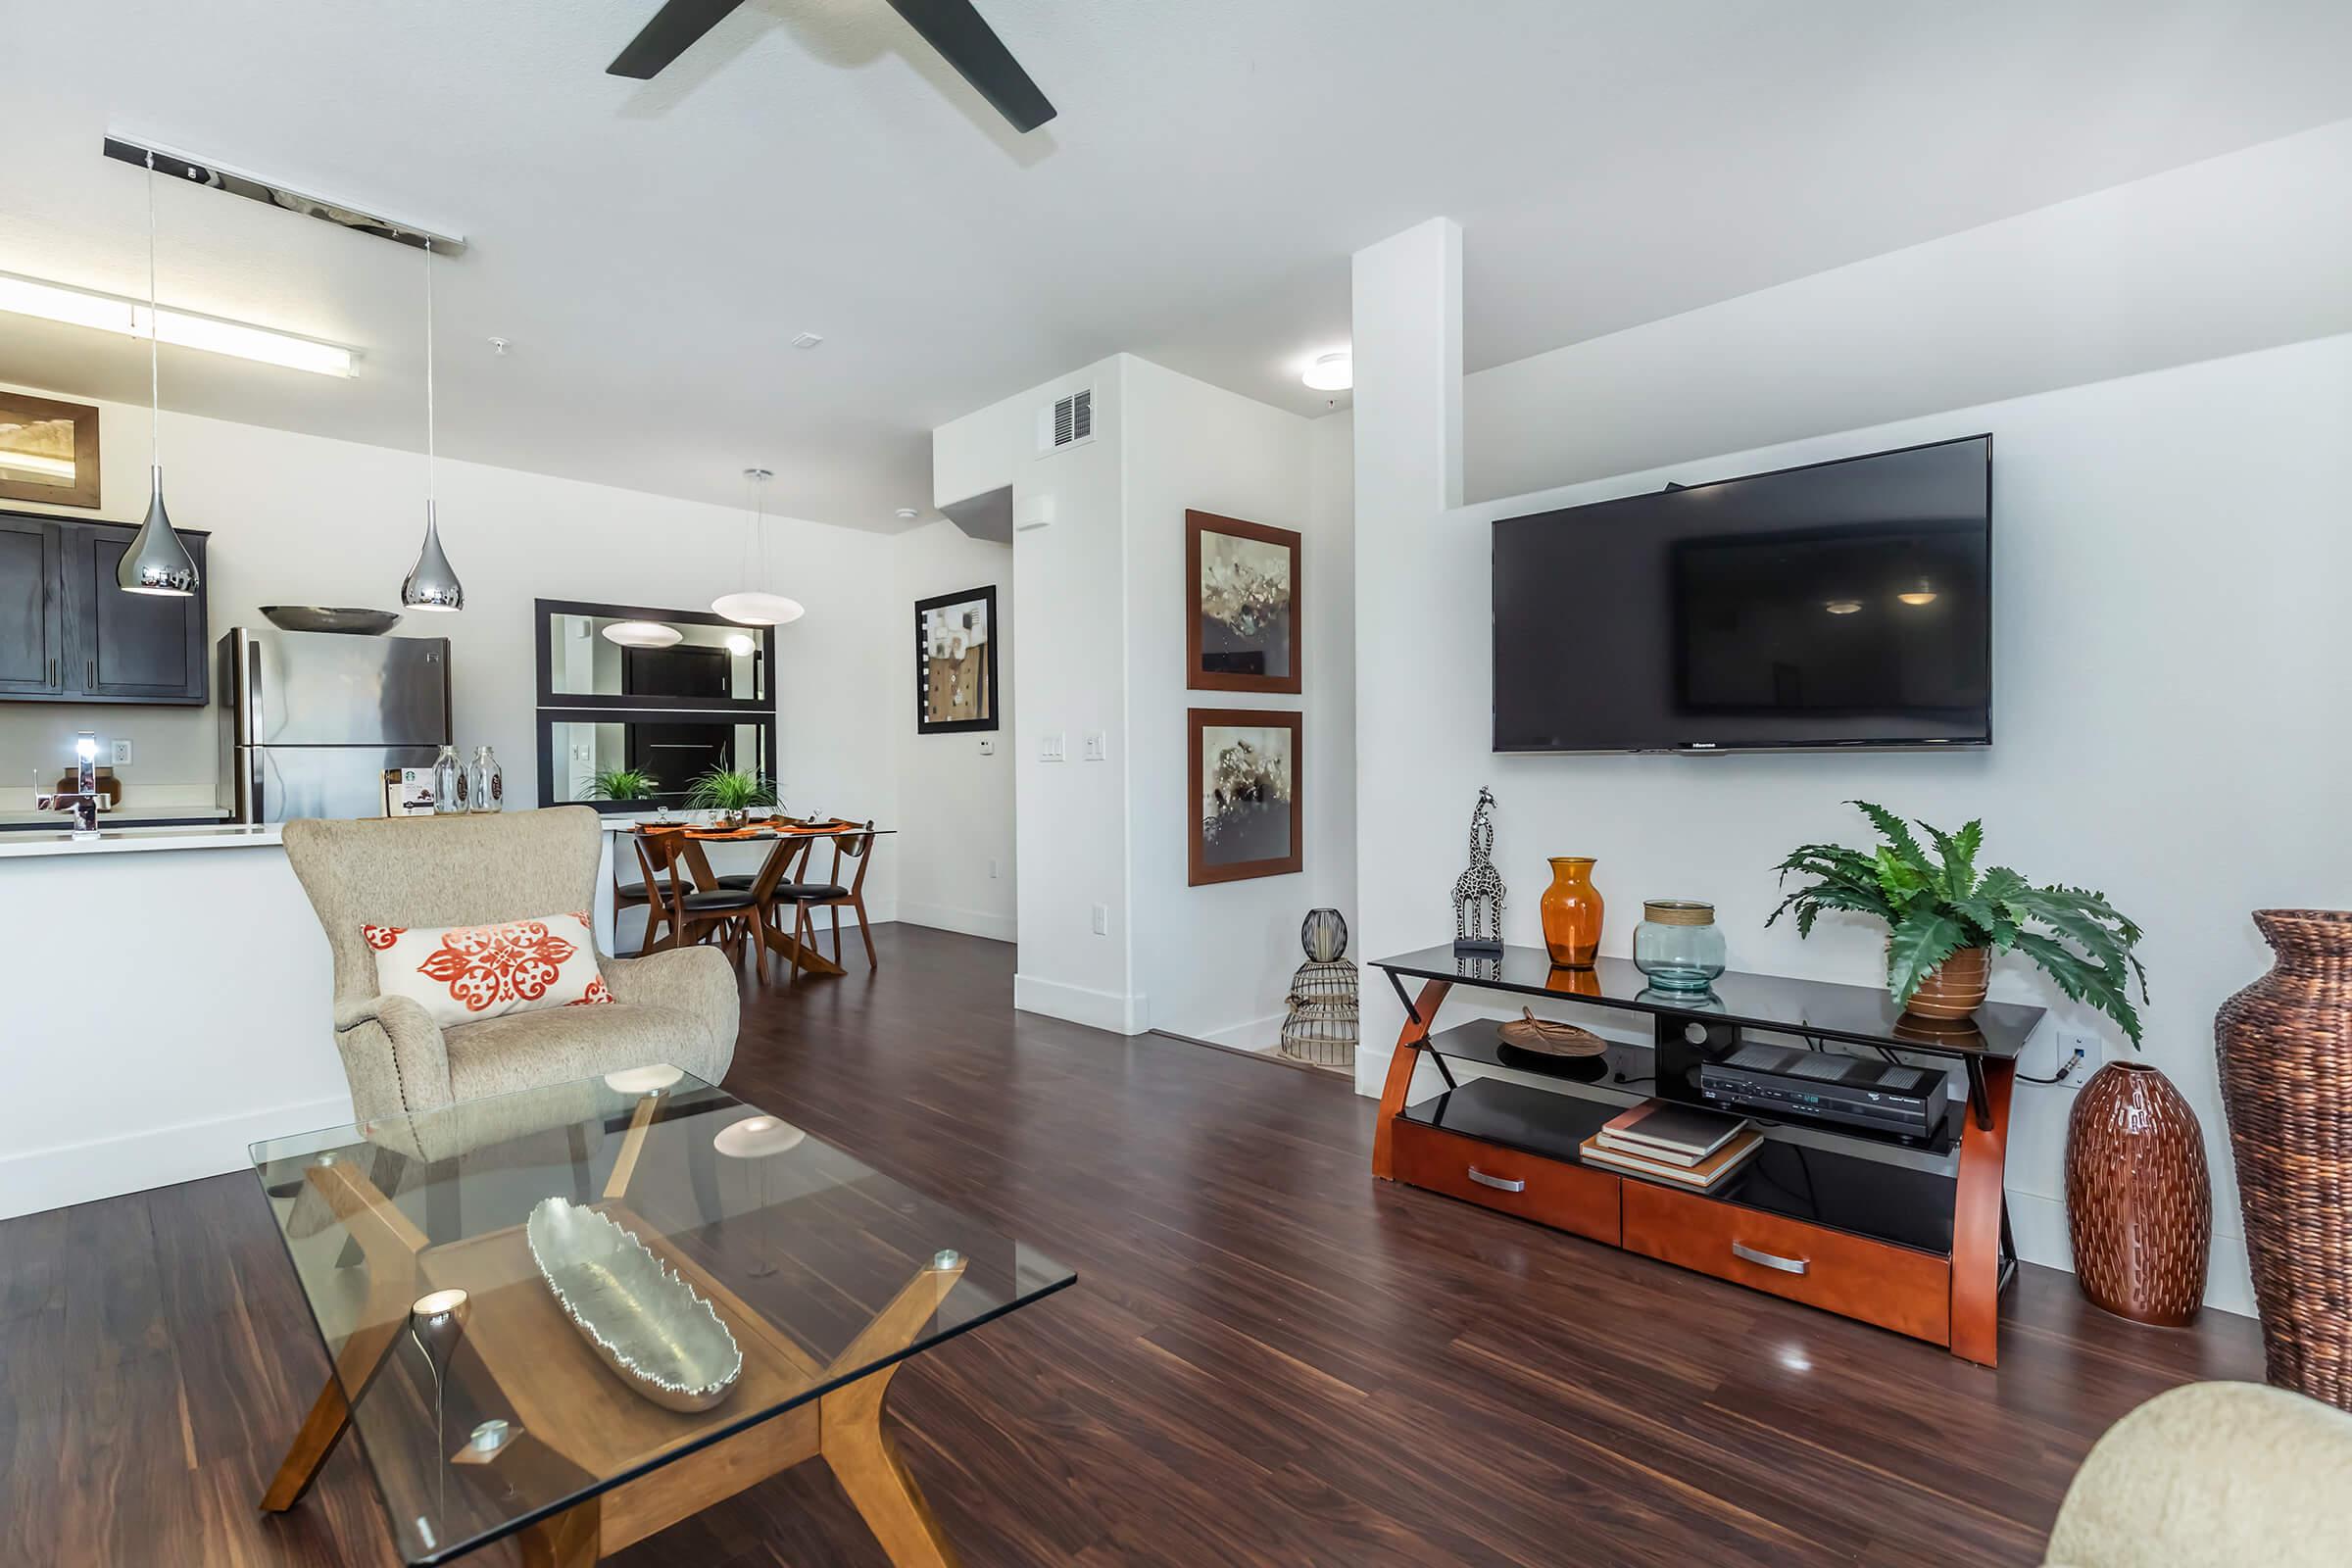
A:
[0,515,63,696]
[0,509,210,706]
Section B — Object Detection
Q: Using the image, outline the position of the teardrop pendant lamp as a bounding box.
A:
[117,151,200,597]
[401,238,464,612]
[712,466,804,626]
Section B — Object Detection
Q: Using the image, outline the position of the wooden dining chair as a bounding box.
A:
[635,828,786,973]
[619,831,682,953]
[773,822,881,978]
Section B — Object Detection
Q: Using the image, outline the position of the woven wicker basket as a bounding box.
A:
[2216,908,2352,1411]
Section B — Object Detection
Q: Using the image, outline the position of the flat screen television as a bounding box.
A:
[1492,434,1991,753]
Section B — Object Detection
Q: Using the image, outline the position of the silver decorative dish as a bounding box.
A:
[261,605,403,635]
[525,1197,744,1412]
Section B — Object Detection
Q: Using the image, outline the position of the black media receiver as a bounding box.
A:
[1699,1042,1951,1141]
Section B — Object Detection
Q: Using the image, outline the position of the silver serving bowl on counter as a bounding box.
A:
[261,606,403,635]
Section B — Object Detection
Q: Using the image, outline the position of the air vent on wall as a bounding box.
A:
[1038,387,1094,454]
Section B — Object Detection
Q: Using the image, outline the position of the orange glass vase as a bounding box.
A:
[1540,857,1604,967]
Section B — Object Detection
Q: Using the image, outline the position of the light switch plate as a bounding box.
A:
[1091,903,1109,936]
[1041,732,1066,761]
[1083,731,1108,761]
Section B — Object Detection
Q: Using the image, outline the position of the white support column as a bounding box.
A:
[1350,219,1463,1096]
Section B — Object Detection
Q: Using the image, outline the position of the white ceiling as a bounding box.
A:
[3,1,2349,532]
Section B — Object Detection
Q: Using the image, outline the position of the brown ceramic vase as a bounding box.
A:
[2216,908,2352,1409]
[2064,1060,2212,1326]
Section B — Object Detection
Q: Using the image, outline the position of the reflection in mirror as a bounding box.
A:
[555,718,770,807]
[545,612,766,702]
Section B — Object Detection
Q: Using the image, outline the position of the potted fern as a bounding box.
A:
[580,766,659,804]
[1769,802,2148,1040]
[683,765,777,827]
[1770,804,2209,1326]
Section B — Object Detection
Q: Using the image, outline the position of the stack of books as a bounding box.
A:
[1580,1100,1762,1190]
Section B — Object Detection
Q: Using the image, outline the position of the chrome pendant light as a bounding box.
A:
[401,238,464,612]
[712,466,805,626]
[118,151,200,597]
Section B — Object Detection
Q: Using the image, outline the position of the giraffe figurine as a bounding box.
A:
[1451,787,1507,955]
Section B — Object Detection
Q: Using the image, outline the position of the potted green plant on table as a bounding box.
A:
[683,765,777,828]
[1771,802,2206,1324]
[581,767,659,804]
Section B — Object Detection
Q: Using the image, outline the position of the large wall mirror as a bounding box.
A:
[533,598,779,811]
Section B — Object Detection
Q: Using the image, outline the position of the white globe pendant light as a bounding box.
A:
[713,466,805,626]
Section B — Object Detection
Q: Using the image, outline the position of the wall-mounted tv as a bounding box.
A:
[1492,434,1991,753]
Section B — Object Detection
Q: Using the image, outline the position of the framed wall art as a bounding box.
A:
[915,584,999,734]
[1189,707,1302,886]
[0,390,101,509]
[1186,510,1299,694]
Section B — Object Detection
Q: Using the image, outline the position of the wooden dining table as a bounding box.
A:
[622,818,895,978]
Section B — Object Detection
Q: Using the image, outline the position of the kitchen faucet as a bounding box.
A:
[35,733,104,835]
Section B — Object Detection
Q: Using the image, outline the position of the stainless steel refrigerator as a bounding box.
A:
[218,627,452,823]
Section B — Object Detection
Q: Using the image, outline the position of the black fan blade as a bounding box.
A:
[882,0,1057,132]
[608,0,749,78]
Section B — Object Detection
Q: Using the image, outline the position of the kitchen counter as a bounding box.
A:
[0,821,282,858]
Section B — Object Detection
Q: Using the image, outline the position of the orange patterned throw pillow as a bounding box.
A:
[365,911,612,1028]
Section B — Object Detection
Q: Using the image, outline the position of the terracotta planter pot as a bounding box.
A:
[2216,908,2352,1410]
[2065,1061,2212,1326]
[1903,946,1989,1019]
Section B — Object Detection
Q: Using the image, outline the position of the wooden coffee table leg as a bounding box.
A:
[260,1157,425,1512]
[817,1254,968,1567]
[518,1495,602,1568]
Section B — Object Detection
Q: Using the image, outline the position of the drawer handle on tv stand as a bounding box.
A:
[1732,1241,1809,1275]
[1466,1166,1525,1193]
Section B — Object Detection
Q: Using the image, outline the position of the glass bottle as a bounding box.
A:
[468,746,503,813]
[431,745,466,814]
[1539,857,1604,967]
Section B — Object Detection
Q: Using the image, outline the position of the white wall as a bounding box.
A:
[1355,330,2352,1315]
[1466,117,2352,505]
[0,381,906,919]
[891,518,1016,942]
[936,357,1135,1028]
[1122,358,1351,1048]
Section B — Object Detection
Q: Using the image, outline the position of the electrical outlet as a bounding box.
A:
[988,858,1001,880]
[2054,1028,2101,1087]
[111,740,133,766]
[1091,903,1108,936]
[979,739,995,757]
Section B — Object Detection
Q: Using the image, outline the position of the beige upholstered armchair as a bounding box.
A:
[282,807,737,1122]
[2042,1381,2352,1567]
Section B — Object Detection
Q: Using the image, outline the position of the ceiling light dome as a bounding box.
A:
[715,467,805,626]
[711,592,804,626]
[601,620,682,648]
[1302,350,1352,392]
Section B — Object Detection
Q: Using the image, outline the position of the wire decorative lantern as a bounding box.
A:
[1281,907,1358,1069]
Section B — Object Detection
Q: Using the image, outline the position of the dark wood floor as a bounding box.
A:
[3,924,2260,1567]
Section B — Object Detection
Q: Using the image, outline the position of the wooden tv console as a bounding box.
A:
[1368,944,2040,1366]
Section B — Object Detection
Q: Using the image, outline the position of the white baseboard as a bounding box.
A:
[1015,973,1151,1035]
[1180,1010,1288,1054]
[897,900,1017,944]
[0,1092,353,1222]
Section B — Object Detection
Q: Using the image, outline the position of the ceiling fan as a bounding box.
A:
[609,0,1056,133]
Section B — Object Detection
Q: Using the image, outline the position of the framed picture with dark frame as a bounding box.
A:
[1186,510,1299,694]
[1188,707,1302,886]
[0,390,101,509]
[915,584,999,734]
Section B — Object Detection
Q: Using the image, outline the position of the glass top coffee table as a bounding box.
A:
[249,1067,1073,1566]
